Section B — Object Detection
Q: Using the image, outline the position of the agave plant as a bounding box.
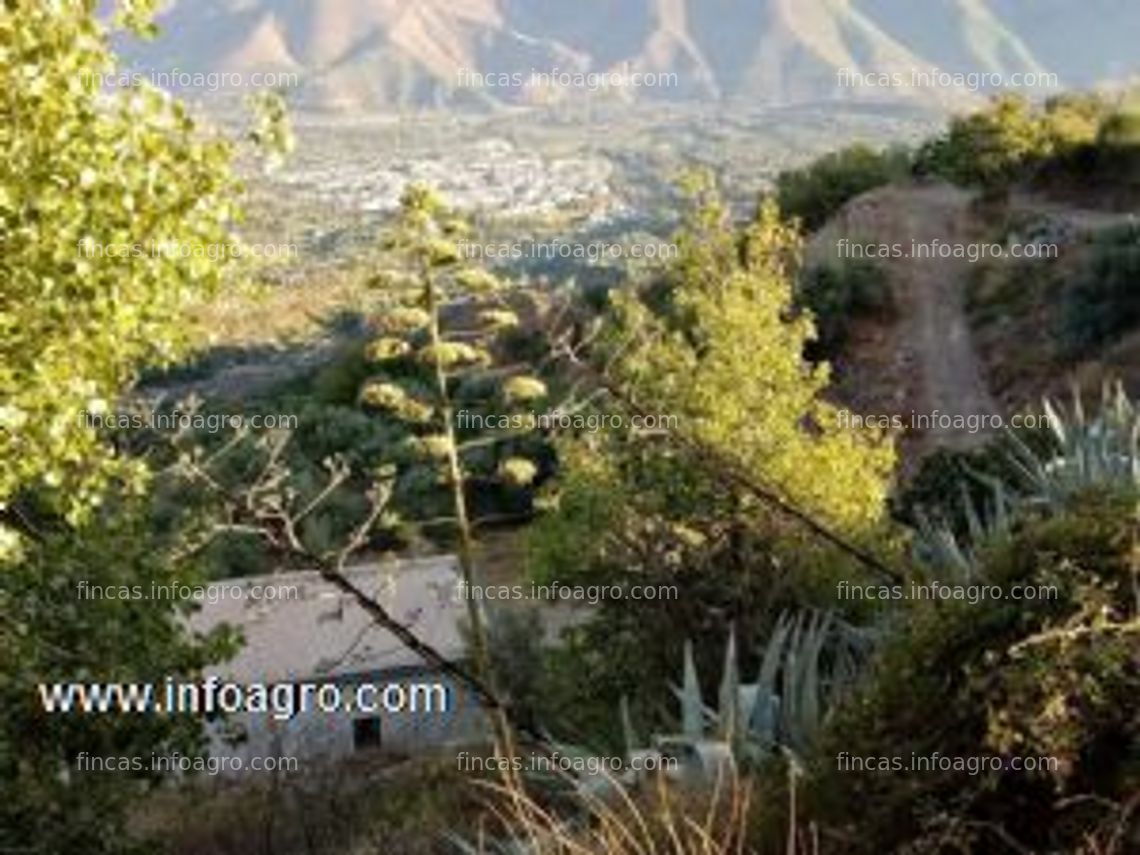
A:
[617,610,873,785]
[914,382,1140,578]
[1007,383,1139,507]
[507,610,872,805]
[912,479,1015,582]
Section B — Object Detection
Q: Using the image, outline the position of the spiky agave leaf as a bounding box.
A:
[1009,383,1140,506]
[778,611,826,753]
[779,613,806,748]
[620,696,639,756]
[749,611,793,750]
[680,639,704,740]
[795,611,832,751]
[716,625,739,743]
[913,504,979,581]
[913,472,1017,582]
[648,611,875,782]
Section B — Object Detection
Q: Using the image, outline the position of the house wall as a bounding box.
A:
[206,667,489,774]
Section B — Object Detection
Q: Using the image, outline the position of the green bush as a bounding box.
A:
[1060,224,1140,356]
[0,1,244,546]
[1092,106,1140,187]
[916,94,1054,189]
[915,90,1140,193]
[799,260,894,358]
[775,144,912,232]
[1042,92,1115,151]
[1097,107,1140,150]
[809,489,1140,854]
[891,425,1056,536]
[0,493,238,854]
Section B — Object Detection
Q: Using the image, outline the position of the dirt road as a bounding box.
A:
[812,182,1002,458]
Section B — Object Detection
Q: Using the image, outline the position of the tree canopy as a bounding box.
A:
[0,0,241,555]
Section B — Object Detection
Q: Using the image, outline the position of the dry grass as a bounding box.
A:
[137,754,479,855]
[468,768,762,855]
[190,264,375,349]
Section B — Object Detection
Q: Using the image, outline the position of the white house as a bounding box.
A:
[189,557,489,770]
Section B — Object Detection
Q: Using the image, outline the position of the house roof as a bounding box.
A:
[190,557,468,683]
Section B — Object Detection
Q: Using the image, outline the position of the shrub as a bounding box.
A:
[1060,224,1140,356]
[1092,106,1140,188]
[1042,92,1114,152]
[798,260,894,359]
[0,493,238,854]
[0,1,243,545]
[1097,107,1140,151]
[916,94,1054,190]
[809,489,1140,854]
[151,756,477,855]
[916,90,1140,193]
[775,144,912,232]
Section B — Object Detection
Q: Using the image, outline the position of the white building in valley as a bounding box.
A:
[190,557,488,770]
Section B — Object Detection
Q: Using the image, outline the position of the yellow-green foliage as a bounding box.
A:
[917,90,1122,189]
[612,173,895,533]
[920,94,1053,187]
[1042,92,1112,150]
[0,0,242,545]
[1098,105,1140,150]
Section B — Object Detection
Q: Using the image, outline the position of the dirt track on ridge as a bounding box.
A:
[812,183,1002,462]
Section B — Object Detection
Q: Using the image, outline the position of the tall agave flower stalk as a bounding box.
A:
[364,185,553,767]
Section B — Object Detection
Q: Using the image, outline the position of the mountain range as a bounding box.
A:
[117,0,1140,111]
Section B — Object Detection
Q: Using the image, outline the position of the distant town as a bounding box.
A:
[277,137,622,218]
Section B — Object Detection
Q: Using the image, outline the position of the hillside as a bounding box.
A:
[114,0,1140,111]
[809,177,1139,465]
[808,183,999,466]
